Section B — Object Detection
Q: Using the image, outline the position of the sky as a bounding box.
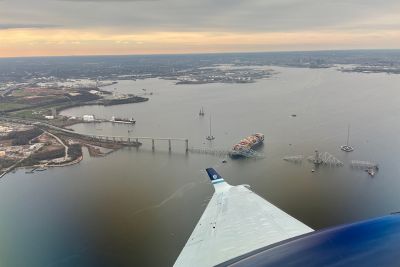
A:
[1,0,400,57]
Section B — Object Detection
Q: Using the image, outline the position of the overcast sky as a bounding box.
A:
[1,0,400,57]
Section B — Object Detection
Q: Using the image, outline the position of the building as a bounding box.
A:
[83,115,95,122]
[89,90,101,95]
[44,115,54,120]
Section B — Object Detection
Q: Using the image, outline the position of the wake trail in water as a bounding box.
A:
[132,181,199,217]
[131,163,223,217]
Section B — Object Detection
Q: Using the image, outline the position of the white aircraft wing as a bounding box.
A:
[174,168,313,267]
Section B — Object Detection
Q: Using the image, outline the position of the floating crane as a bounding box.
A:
[341,124,354,152]
[206,115,215,141]
[199,106,205,116]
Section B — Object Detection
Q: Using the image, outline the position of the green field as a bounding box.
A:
[0,103,30,112]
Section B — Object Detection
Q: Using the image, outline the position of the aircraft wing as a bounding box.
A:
[174,168,313,267]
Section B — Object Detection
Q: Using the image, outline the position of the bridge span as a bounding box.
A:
[0,117,233,154]
[92,135,189,152]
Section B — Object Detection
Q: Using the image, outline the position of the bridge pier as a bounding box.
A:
[152,139,155,151]
[168,139,172,151]
[185,139,189,152]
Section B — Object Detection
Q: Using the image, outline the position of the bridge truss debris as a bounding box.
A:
[306,151,343,167]
[283,155,304,163]
[351,160,379,170]
[188,148,230,157]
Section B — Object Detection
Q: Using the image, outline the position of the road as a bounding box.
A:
[44,130,69,161]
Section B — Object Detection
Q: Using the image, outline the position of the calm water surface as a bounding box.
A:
[2,67,400,266]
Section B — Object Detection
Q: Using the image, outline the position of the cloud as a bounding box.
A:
[2,29,400,58]
[1,0,400,56]
[60,0,157,2]
[1,0,400,33]
[0,23,59,30]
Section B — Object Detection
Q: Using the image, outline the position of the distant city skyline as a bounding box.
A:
[1,0,400,57]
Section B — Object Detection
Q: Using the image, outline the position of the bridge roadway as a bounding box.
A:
[93,135,189,151]
[0,116,189,152]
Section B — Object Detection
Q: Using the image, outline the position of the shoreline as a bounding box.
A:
[1,154,84,178]
[55,95,149,114]
[0,117,136,178]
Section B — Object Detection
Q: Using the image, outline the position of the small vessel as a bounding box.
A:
[341,125,354,152]
[111,116,136,124]
[206,115,215,141]
[366,168,375,177]
[199,107,205,116]
[25,167,37,174]
[229,133,264,158]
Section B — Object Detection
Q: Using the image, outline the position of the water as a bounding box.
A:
[2,66,400,266]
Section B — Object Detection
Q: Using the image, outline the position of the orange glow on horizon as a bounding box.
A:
[1,29,400,57]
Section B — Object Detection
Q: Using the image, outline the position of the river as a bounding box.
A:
[2,66,400,266]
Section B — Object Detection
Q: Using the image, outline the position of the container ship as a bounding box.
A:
[111,116,136,124]
[229,133,264,158]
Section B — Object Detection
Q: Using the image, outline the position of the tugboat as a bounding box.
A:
[341,125,354,152]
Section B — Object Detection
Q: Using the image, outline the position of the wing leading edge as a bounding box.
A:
[174,168,313,267]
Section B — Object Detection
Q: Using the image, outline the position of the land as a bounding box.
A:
[3,51,400,126]
[2,50,400,177]
[2,50,400,87]
[172,67,273,84]
[0,72,148,176]
[0,120,140,177]
[0,81,148,129]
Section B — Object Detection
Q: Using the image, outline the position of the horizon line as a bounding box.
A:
[1,48,400,60]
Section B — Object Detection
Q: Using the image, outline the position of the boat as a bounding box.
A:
[25,167,37,174]
[199,107,205,116]
[229,133,264,158]
[366,168,376,177]
[341,125,354,152]
[206,115,215,140]
[111,116,136,124]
